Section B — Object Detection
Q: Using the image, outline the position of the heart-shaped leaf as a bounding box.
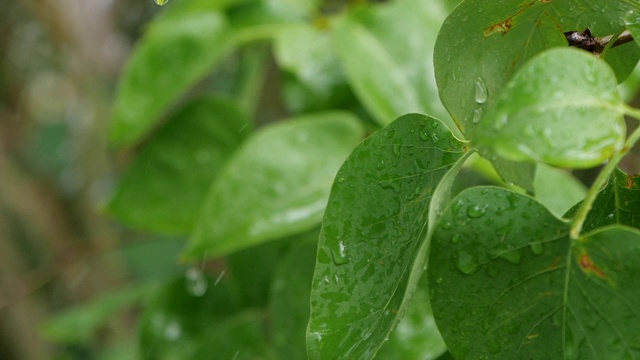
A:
[429,187,640,359]
[307,114,468,359]
[478,48,625,168]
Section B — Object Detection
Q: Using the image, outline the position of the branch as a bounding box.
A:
[564,28,635,55]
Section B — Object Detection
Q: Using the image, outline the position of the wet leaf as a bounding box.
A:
[568,167,640,234]
[435,0,638,139]
[478,48,625,168]
[110,10,235,147]
[429,187,640,359]
[333,0,456,133]
[307,114,467,359]
[183,112,364,260]
[107,97,250,234]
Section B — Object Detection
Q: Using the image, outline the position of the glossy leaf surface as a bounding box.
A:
[107,97,250,234]
[333,0,456,133]
[571,167,640,234]
[429,187,640,359]
[184,112,364,260]
[110,10,234,147]
[307,114,467,359]
[435,0,638,138]
[478,48,625,168]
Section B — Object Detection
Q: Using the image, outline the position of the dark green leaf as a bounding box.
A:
[478,48,625,168]
[107,97,251,234]
[429,187,640,359]
[110,10,235,147]
[333,0,456,133]
[307,114,467,359]
[270,229,319,360]
[183,112,365,260]
[569,167,640,234]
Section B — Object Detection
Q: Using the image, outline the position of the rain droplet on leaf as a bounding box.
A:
[472,108,483,123]
[467,204,487,218]
[475,77,488,104]
[329,241,349,265]
[185,267,208,297]
[456,250,478,274]
[529,242,544,255]
[155,0,169,5]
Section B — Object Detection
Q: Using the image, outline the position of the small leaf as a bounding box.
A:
[110,10,235,147]
[478,48,625,168]
[429,187,640,359]
[307,114,467,359]
[183,112,365,260]
[107,97,251,234]
[568,167,640,234]
[333,0,456,133]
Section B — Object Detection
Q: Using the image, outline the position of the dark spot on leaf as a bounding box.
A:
[626,175,634,189]
[578,253,606,279]
[483,18,514,37]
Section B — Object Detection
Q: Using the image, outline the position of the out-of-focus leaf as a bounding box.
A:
[307,114,467,359]
[429,187,640,359]
[122,238,184,281]
[534,164,586,219]
[110,11,235,147]
[334,0,456,133]
[107,97,251,234]
[139,272,244,359]
[41,285,154,344]
[183,112,364,260]
[270,229,319,360]
[376,274,447,360]
[478,48,625,168]
[274,23,355,113]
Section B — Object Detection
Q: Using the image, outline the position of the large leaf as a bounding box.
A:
[478,48,625,168]
[307,114,467,359]
[428,186,640,359]
[534,164,586,219]
[435,0,638,138]
[110,9,235,147]
[107,97,250,234]
[183,112,364,260]
[333,0,457,133]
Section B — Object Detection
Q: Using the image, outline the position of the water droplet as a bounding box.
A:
[376,159,385,170]
[337,177,345,184]
[486,266,499,277]
[435,277,444,284]
[467,204,488,218]
[441,221,452,230]
[419,130,430,141]
[625,10,640,26]
[451,234,460,244]
[392,143,401,156]
[498,248,524,265]
[529,242,544,255]
[431,121,439,128]
[431,132,440,143]
[475,77,488,104]
[472,107,483,123]
[154,0,169,5]
[164,320,182,340]
[185,267,208,297]
[329,241,349,265]
[456,250,478,274]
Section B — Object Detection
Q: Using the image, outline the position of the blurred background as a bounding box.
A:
[0,0,171,358]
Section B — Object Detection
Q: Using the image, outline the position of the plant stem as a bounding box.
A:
[570,105,640,238]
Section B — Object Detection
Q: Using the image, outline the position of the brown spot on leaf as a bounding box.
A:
[578,253,606,279]
[483,18,514,36]
[626,175,634,189]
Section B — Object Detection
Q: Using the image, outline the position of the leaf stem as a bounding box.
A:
[570,105,640,238]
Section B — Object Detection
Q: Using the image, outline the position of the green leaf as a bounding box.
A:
[270,229,319,360]
[307,114,467,359]
[435,0,638,139]
[110,10,235,147]
[183,112,365,260]
[478,48,625,168]
[376,274,447,360]
[274,23,354,113]
[41,285,153,344]
[569,167,640,234]
[333,0,457,134]
[107,97,251,234]
[534,164,587,218]
[429,187,640,359]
